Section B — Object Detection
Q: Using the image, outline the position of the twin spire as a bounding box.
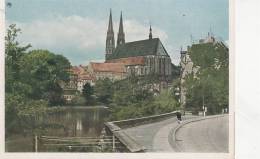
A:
[117,11,125,45]
[106,9,125,56]
[106,9,153,56]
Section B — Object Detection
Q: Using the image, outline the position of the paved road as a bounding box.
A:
[123,115,197,152]
[175,115,229,152]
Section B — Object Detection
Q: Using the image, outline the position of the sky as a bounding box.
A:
[5,0,228,65]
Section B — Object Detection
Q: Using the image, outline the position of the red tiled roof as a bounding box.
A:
[90,62,125,73]
[106,56,145,66]
[71,65,88,75]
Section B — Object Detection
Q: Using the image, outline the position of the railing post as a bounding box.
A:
[34,135,38,152]
[112,135,115,152]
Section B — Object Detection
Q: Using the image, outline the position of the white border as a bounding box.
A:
[0,0,238,158]
[0,0,5,155]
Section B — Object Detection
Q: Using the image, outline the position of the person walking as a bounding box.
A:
[176,111,182,124]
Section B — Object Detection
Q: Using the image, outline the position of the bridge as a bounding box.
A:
[105,112,229,152]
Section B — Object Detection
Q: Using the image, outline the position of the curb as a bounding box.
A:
[104,111,180,152]
[169,114,227,152]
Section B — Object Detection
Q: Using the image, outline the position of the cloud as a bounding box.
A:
[9,15,106,51]
[7,15,170,64]
[124,19,168,42]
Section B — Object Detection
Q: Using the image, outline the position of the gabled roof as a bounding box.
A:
[90,62,125,73]
[71,65,87,75]
[106,38,169,60]
[106,56,145,66]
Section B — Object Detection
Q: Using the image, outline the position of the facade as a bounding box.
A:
[62,68,78,103]
[62,65,95,102]
[71,65,95,92]
[88,62,126,81]
[77,74,95,92]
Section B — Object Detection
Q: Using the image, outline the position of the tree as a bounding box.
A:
[94,78,113,104]
[107,76,179,121]
[171,64,181,80]
[19,49,71,105]
[5,24,31,94]
[82,83,94,105]
[184,42,229,115]
[71,94,86,106]
[5,24,72,136]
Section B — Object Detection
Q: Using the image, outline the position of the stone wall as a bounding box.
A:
[104,111,179,152]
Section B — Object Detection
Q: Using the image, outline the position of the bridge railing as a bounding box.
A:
[104,111,179,152]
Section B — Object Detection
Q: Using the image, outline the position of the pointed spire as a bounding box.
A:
[119,11,124,33]
[117,11,125,46]
[149,25,153,39]
[106,9,115,57]
[108,9,113,32]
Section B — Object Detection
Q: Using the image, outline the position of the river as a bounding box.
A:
[5,106,109,152]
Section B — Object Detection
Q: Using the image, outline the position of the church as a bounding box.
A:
[85,9,174,85]
[103,10,172,81]
[63,10,174,102]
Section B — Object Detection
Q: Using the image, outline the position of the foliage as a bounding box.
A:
[152,89,180,112]
[82,83,95,105]
[171,64,181,80]
[5,93,48,136]
[82,83,94,98]
[70,94,87,106]
[94,78,114,104]
[19,49,70,105]
[5,24,71,136]
[184,42,228,115]
[104,77,179,121]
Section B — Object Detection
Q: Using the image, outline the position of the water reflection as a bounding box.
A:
[46,107,109,137]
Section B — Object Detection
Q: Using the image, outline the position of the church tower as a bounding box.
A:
[117,11,125,46]
[106,9,115,59]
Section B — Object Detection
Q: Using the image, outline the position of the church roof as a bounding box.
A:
[106,56,145,66]
[106,38,169,60]
[90,62,125,73]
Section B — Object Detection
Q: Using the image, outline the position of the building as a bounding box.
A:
[61,68,78,103]
[62,9,175,101]
[88,62,126,81]
[71,65,95,92]
[62,65,96,102]
[103,10,172,81]
[77,74,95,92]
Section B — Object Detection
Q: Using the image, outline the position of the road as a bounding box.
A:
[123,115,197,152]
[123,115,228,152]
[175,115,229,152]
